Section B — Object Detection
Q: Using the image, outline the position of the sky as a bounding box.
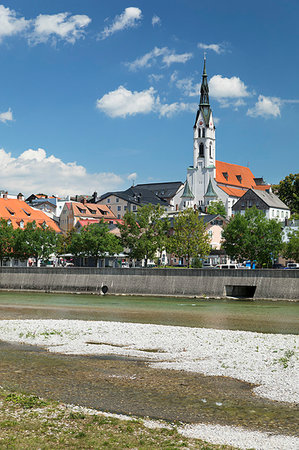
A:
[0,0,299,197]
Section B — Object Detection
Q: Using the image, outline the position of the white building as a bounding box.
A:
[175,57,272,216]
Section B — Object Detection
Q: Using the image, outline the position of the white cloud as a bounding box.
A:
[148,73,164,83]
[0,147,124,196]
[209,75,250,99]
[247,95,281,118]
[0,108,13,123]
[0,5,29,42]
[96,86,157,118]
[100,7,142,40]
[158,101,196,118]
[126,47,193,71]
[152,15,161,27]
[31,12,91,45]
[175,77,200,97]
[198,42,226,54]
[96,85,196,119]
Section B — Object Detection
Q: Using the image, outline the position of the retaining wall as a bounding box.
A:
[0,267,298,300]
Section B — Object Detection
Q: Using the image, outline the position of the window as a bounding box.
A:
[117,214,120,219]
[202,128,205,138]
[236,175,242,183]
[107,198,110,204]
[117,206,121,211]
[22,209,31,216]
[222,172,228,180]
[7,219,11,226]
[133,205,137,211]
[199,143,204,157]
[20,220,24,229]
[209,142,212,158]
[124,206,127,210]
[116,198,119,203]
[198,128,201,138]
[5,207,15,215]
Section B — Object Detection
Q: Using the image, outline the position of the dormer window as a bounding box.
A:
[222,172,228,180]
[20,220,24,229]
[236,175,242,183]
[22,209,31,216]
[6,207,15,215]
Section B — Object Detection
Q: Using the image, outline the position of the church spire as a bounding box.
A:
[199,54,210,107]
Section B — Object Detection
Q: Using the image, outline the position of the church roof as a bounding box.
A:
[216,161,271,191]
[181,180,194,198]
[218,185,248,198]
[134,181,183,199]
[204,179,217,198]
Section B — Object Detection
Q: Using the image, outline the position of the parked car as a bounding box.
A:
[272,263,284,269]
[216,264,239,269]
[285,263,299,269]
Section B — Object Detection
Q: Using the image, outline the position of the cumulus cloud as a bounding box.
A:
[100,7,142,40]
[209,75,250,99]
[126,47,193,71]
[0,4,29,42]
[198,42,227,54]
[96,85,195,119]
[152,15,161,27]
[96,86,157,118]
[31,12,91,45]
[0,147,124,196]
[247,95,281,118]
[0,108,13,123]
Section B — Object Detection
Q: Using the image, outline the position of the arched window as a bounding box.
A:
[198,128,201,138]
[199,143,204,157]
[202,128,205,138]
[209,142,212,158]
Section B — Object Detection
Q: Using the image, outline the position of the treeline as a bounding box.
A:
[0,205,298,267]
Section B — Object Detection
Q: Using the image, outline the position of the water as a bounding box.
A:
[0,291,298,334]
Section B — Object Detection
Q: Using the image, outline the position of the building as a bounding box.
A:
[182,57,271,216]
[59,200,117,233]
[97,186,170,219]
[26,194,70,223]
[232,188,290,221]
[0,195,61,232]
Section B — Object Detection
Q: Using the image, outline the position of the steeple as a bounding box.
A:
[199,55,211,124]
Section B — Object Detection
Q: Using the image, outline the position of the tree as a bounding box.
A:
[118,204,170,266]
[282,229,299,262]
[207,200,226,217]
[222,207,282,267]
[0,219,14,265]
[15,221,58,265]
[69,221,123,266]
[170,208,211,268]
[272,173,299,214]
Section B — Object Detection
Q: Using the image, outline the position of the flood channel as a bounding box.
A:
[0,291,298,435]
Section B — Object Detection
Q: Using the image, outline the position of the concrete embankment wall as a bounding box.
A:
[0,267,298,300]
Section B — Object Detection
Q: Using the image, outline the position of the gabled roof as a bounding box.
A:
[251,189,289,209]
[69,202,116,219]
[198,214,228,225]
[218,185,247,198]
[216,161,271,191]
[0,198,61,232]
[134,181,183,199]
[99,186,170,207]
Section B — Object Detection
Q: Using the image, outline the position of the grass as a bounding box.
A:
[0,387,235,449]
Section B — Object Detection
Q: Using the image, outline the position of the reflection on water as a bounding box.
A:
[0,291,298,334]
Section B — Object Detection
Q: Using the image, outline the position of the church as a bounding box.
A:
[173,58,272,217]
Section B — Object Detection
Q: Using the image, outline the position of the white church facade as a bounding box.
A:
[173,58,273,217]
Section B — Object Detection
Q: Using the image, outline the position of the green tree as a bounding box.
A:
[282,229,299,262]
[69,221,123,266]
[118,204,170,266]
[14,221,58,265]
[222,207,283,267]
[170,208,211,268]
[0,219,14,265]
[272,173,299,214]
[207,200,226,217]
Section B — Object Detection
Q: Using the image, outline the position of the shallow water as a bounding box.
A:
[0,291,298,334]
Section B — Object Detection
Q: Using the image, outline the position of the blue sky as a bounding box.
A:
[0,0,298,196]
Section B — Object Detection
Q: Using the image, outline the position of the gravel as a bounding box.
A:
[0,319,298,449]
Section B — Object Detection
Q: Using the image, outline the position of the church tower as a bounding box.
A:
[184,56,217,209]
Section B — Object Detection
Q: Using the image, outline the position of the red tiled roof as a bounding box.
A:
[71,202,116,220]
[216,161,270,192]
[218,186,248,198]
[0,199,61,232]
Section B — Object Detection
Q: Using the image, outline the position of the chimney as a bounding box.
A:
[17,193,24,201]
[92,191,97,203]
[3,191,8,199]
[82,198,86,205]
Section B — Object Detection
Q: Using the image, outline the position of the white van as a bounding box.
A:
[286,263,299,269]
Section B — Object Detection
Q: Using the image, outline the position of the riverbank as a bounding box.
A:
[0,267,298,300]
